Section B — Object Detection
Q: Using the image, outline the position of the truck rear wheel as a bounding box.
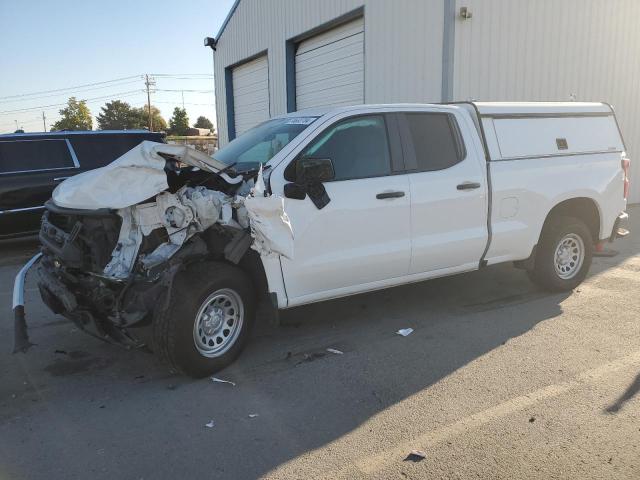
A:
[153,261,256,378]
[527,215,593,292]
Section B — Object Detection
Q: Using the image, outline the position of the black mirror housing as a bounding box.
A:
[296,157,335,184]
[284,182,307,200]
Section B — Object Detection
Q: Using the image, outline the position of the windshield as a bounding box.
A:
[213,116,318,168]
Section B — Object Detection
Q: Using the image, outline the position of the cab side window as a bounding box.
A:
[298,115,392,181]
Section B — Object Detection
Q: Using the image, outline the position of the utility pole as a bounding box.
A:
[14,120,18,130]
[42,111,47,132]
[181,90,185,110]
[144,74,156,131]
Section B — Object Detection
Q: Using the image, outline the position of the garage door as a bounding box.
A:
[232,55,269,136]
[295,17,364,110]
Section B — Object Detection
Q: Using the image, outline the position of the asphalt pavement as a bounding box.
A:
[1,209,639,479]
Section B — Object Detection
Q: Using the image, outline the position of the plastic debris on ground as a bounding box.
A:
[405,450,427,462]
[326,348,344,355]
[296,352,326,365]
[211,377,236,386]
[397,328,414,337]
[205,420,215,428]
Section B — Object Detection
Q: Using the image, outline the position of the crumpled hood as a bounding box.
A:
[52,141,228,210]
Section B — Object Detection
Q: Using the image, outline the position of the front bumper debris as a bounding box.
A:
[12,253,42,353]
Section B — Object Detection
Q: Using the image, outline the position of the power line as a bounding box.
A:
[155,89,214,93]
[0,75,141,101]
[0,90,144,115]
[0,73,214,101]
[151,73,213,78]
[0,116,60,130]
[153,100,214,106]
[0,79,142,104]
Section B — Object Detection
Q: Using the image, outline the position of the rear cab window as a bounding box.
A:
[400,112,466,172]
[0,139,77,174]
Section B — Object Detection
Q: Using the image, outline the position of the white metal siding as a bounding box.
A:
[295,17,364,110]
[232,55,269,136]
[213,0,444,146]
[453,0,640,202]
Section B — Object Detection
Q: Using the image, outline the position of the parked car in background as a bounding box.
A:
[0,130,165,239]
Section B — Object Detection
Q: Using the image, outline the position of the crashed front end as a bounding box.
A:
[15,141,292,352]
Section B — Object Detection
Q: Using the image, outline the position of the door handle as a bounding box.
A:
[457,182,481,191]
[376,191,405,199]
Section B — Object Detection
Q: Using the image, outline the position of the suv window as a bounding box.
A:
[404,113,465,172]
[69,134,159,170]
[0,139,75,174]
[301,115,391,181]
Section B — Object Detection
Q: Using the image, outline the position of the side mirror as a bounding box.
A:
[296,157,335,184]
[284,182,307,200]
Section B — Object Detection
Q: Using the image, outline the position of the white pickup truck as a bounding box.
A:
[15,102,629,377]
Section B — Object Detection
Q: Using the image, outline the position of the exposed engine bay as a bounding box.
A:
[30,141,293,349]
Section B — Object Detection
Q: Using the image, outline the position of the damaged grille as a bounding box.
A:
[39,201,122,272]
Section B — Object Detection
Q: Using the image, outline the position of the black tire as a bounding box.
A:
[527,215,593,292]
[153,261,256,378]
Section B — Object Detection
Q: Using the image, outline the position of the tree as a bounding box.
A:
[133,105,167,132]
[168,107,189,135]
[96,100,139,130]
[194,116,213,130]
[52,97,92,131]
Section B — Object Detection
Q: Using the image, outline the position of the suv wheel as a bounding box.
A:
[153,261,256,377]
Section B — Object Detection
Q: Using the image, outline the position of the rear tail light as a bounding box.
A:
[622,157,630,199]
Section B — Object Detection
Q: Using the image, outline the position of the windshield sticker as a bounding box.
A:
[285,117,316,125]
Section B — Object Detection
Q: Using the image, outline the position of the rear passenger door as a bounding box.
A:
[399,110,488,274]
[0,138,79,237]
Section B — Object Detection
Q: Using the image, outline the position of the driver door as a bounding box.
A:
[272,114,411,306]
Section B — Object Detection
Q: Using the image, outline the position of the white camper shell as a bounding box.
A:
[473,102,625,161]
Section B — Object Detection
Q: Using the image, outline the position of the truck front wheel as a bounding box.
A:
[527,215,593,292]
[153,262,256,378]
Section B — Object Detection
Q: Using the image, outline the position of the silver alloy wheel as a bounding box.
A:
[553,233,585,280]
[193,288,244,358]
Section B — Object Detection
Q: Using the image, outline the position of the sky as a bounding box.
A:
[0,0,236,133]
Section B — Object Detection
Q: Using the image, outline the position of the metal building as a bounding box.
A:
[211,0,640,202]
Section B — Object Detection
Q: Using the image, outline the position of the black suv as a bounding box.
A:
[0,130,165,239]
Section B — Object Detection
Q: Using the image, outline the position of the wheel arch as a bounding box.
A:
[541,197,601,244]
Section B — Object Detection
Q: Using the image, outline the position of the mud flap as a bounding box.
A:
[12,253,42,353]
